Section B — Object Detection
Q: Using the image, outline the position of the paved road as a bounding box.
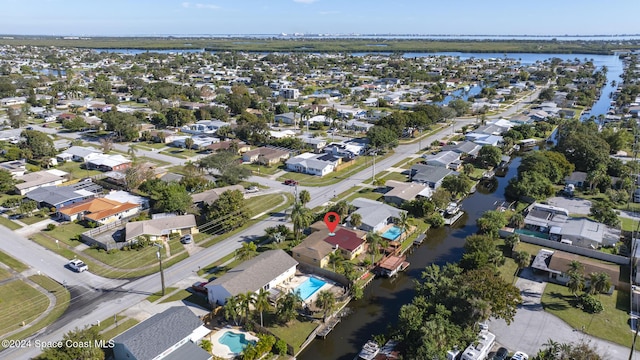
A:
[490,269,640,359]
[2,92,543,358]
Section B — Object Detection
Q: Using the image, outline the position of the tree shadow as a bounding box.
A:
[616,289,630,312]
[540,291,571,311]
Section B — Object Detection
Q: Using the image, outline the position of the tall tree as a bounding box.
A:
[315,290,336,322]
[254,288,270,328]
[151,182,192,214]
[205,190,249,232]
[588,272,611,295]
[298,189,311,206]
[349,212,362,229]
[276,291,302,324]
[198,150,251,185]
[21,130,55,158]
[289,202,313,242]
[36,326,105,360]
[235,241,258,261]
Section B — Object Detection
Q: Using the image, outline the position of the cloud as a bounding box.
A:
[319,10,340,15]
[182,2,220,10]
[293,0,318,4]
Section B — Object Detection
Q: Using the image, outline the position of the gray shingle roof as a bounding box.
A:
[125,214,196,241]
[350,198,406,228]
[206,250,298,297]
[113,307,204,360]
[410,164,454,184]
[163,341,212,360]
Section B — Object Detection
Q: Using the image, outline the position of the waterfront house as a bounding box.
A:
[531,249,619,288]
[383,180,432,205]
[113,306,212,360]
[349,198,407,233]
[291,223,367,267]
[441,141,482,159]
[410,164,455,189]
[564,171,588,188]
[205,250,298,306]
[423,150,460,170]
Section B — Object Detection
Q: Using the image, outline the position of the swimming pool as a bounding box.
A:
[295,277,327,300]
[219,331,256,354]
[381,225,403,241]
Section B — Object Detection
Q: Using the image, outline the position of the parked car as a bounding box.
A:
[68,259,88,272]
[8,214,23,220]
[493,347,509,360]
[191,281,208,294]
[284,179,299,186]
[511,351,528,360]
[245,186,260,193]
[180,234,193,244]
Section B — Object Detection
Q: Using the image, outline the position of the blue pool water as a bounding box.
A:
[295,277,327,300]
[219,331,255,354]
[381,226,403,241]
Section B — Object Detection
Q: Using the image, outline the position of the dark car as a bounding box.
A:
[191,281,208,294]
[284,179,299,186]
[493,347,509,360]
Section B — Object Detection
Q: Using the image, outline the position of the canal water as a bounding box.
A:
[299,156,522,360]
[299,53,623,360]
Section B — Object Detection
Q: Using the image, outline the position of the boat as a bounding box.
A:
[445,202,461,216]
[463,85,470,92]
[482,170,495,180]
[354,340,380,360]
[469,184,477,194]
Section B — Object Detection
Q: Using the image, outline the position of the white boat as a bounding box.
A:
[445,202,461,216]
[463,85,470,92]
[355,340,380,360]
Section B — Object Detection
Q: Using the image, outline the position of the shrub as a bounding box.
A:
[274,339,288,355]
[45,224,57,231]
[579,294,604,314]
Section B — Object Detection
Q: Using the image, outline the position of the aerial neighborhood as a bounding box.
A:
[2,39,640,360]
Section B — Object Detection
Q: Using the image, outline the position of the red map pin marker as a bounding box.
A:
[324,211,340,236]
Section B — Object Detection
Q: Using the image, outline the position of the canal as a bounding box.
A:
[299,157,522,360]
[300,53,624,360]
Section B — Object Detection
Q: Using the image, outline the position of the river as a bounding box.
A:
[298,53,623,360]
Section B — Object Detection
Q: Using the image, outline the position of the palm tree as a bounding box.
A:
[127,144,137,162]
[332,200,350,220]
[235,241,257,261]
[276,291,302,324]
[254,288,270,328]
[589,272,611,295]
[298,189,311,206]
[349,213,362,229]
[513,251,530,282]
[366,231,383,263]
[567,272,584,297]
[509,213,525,229]
[504,234,520,254]
[463,163,475,176]
[237,292,255,325]
[567,260,584,276]
[398,212,410,241]
[223,296,240,325]
[328,251,343,273]
[289,202,313,242]
[315,290,336,322]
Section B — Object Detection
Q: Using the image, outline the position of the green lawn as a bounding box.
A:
[17,214,49,225]
[0,280,50,336]
[100,318,139,341]
[276,153,393,187]
[343,188,383,203]
[541,282,632,347]
[46,222,90,245]
[140,142,169,149]
[160,148,200,159]
[137,156,172,167]
[159,289,204,304]
[246,193,288,217]
[197,253,235,277]
[56,161,102,179]
[620,217,638,232]
[242,162,284,176]
[0,268,12,281]
[96,315,127,333]
[84,246,165,269]
[0,250,29,272]
[146,288,179,303]
[265,314,319,354]
[0,216,22,230]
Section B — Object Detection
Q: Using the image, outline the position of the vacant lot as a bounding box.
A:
[0,281,49,336]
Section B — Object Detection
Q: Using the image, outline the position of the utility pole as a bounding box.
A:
[155,244,165,296]
[371,148,377,184]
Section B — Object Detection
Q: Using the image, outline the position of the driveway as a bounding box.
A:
[489,268,639,359]
[547,196,592,215]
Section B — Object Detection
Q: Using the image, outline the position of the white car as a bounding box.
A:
[245,186,260,193]
[68,259,88,272]
[511,351,529,360]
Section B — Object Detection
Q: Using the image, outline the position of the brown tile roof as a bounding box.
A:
[60,198,139,222]
[548,250,620,286]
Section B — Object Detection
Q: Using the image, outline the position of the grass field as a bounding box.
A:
[242,162,283,176]
[100,318,139,341]
[0,281,50,336]
[146,288,179,303]
[541,283,632,347]
[246,193,288,217]
[343,188,384,203]
[56,161,102,179]
[0,268,11,281]
[264,313,319,355]
[0,216,22,230]
[0,250,28,272]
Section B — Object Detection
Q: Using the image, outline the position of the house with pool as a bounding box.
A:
[112,306,211,360]
[292,223,367,267]
[349,197,408,234]
[205,249,298,306]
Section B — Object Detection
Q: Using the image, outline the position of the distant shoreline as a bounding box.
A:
[1,37,639,54]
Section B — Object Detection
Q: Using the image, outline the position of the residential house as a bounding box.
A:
[183,120,230,134]
[204,140,250,154]
[172,135,218,150]
[324,141,366,157]
[322,228,367,260]
[300,137,327,153]
[345,119,374,132]
[531,249,619,287]
[423,151,461,170]
[410,164,454,189]
[192,185,245,207]
[205,250,298,306]
[25,180,102,211]
[280,88,300,99]
[349,198,407,233]
[56,146,101,163]
[15,170,67,195]
[242,147,290,166]
[85,154,132,172]
[59,198,140,225]
[523,203,620,249]
[441,141,482,159]
[384,180,432,205]
[274,112,301,125]
[564,171,588,188]
[291,225,340,268]
[125,214,198,242]
[0,159,26,177]
[286,153,339,177]
[113,306,212,360]
[269,130,297,139]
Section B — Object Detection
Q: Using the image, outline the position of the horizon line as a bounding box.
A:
[2,33,640,38]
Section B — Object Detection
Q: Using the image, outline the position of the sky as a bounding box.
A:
[1,0,639,37]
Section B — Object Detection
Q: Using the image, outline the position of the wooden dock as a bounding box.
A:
[444,211,464,225]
